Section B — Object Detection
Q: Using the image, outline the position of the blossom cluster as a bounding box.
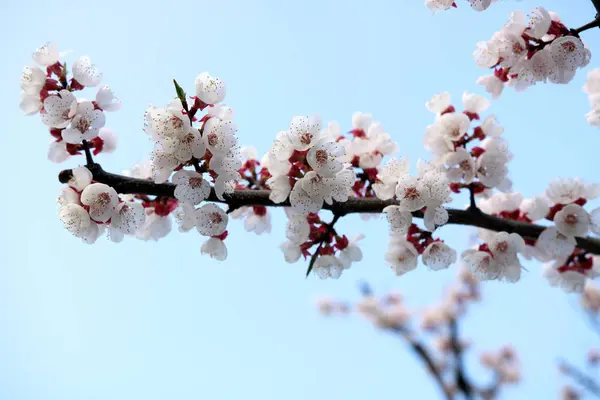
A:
[20,43,119,163]
[424,91,512,193]
[58,167,146,243]
[425,0,494,13]
[461,179,600,291]
[475,7,591,98]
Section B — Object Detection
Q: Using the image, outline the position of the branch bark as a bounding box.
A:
[58,163,600,255]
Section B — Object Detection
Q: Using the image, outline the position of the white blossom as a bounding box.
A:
[195,72,226,105]
[136,208,172,241]
[314,255,344,280]
[201,237,228,261]
[174,203,198,232]
[536,226,576,259]
[385,237,419,276]
[462,92,490,115]
[59,203,91,237]
[173,170,211,205]
[306,138,344,177]
[72,56,103,87]
[80,183,118,223]
[95,85,121,111]
[280,241,302,263]
[98,128,118,153]
[383,205,413,235]
[111,202,145,235]
[68,166,92,191]
[288,115,322,151]
[338,234,364,269]
[554,204,590,237]
[196,203,228,236]
[40,90,78,128]
[33,42,59,66]
[422,241,457,270]
[476,74,504,99]
[48,140,71,163]
[62,101,106,144]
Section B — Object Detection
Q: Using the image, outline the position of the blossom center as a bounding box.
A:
[76,116,91,132]
[565,213,578,225]
[172,117,184,130]
[96,192,111,206]
[315,149,328,165]
[459,159,472,171]
[404,187,420,200]
[512,42,524,55]
[495,241,508,253]
[207,133,218,147]
[189,177,203,189]
[561,42,576,53]
[299,132,313,145]
[209,212,223,225]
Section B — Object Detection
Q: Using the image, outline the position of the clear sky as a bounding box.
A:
[2,0,600,399]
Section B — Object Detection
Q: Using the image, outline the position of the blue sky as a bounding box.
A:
[2,0,600,398]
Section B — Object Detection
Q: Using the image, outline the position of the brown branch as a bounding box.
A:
[58,163,600,255]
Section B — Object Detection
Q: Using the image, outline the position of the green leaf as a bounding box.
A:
[305,250,320,278]
[172,79,187,108]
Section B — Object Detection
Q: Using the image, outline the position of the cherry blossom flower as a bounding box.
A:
[57,187,80,206]
[438,112,471,142]
[306,138,345,177]
[40,90,78,128]
[288,115,322,151]
[314,255,344,279]
[96,85,122,112]
[80,183,119,223]
[468,0,492,12]
[62,101,106,144]
[462,92,490,116]
[425,0,455,14]
[445,148,476,184]
[20,66,45,95]
[395,175,428,211]
[195,204,228,237]
[109,202,146,240]
[173,170,211,205]
[280,241,302,263]
[48,140,71,163]
[136,208,172,241]
[231,206,272,235]
[72,56,103,87]
[174,203,198,233]
[477,75,504,99]
[338,234,364,269]
[68,166,93,191]
[373,158,410,200]
[201,237,228,261]
[385,237,419,276]
[536,227,577,259]
[32,42,59,66]
[527,7,552,39]
[422,241,457,270]
[98,128,118,153]
[195,72,226,105]
[203,118,238,155]
[383,206,413,235]
[59,203,91,237]
[554,204,590,237]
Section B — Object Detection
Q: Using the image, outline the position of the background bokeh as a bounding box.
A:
[1,0,600,398]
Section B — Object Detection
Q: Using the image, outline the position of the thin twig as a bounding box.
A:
[81,140,94,167]
[305,213,343,277]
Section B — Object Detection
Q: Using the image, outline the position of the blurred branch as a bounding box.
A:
[450,318,473,399]
[390,326,454,400]
[560,360,600,398]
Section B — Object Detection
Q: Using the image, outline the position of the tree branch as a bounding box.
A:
[450,318,473,399]
[389,326,453,400]
[58,164,600,255]
[560,360,600,398]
